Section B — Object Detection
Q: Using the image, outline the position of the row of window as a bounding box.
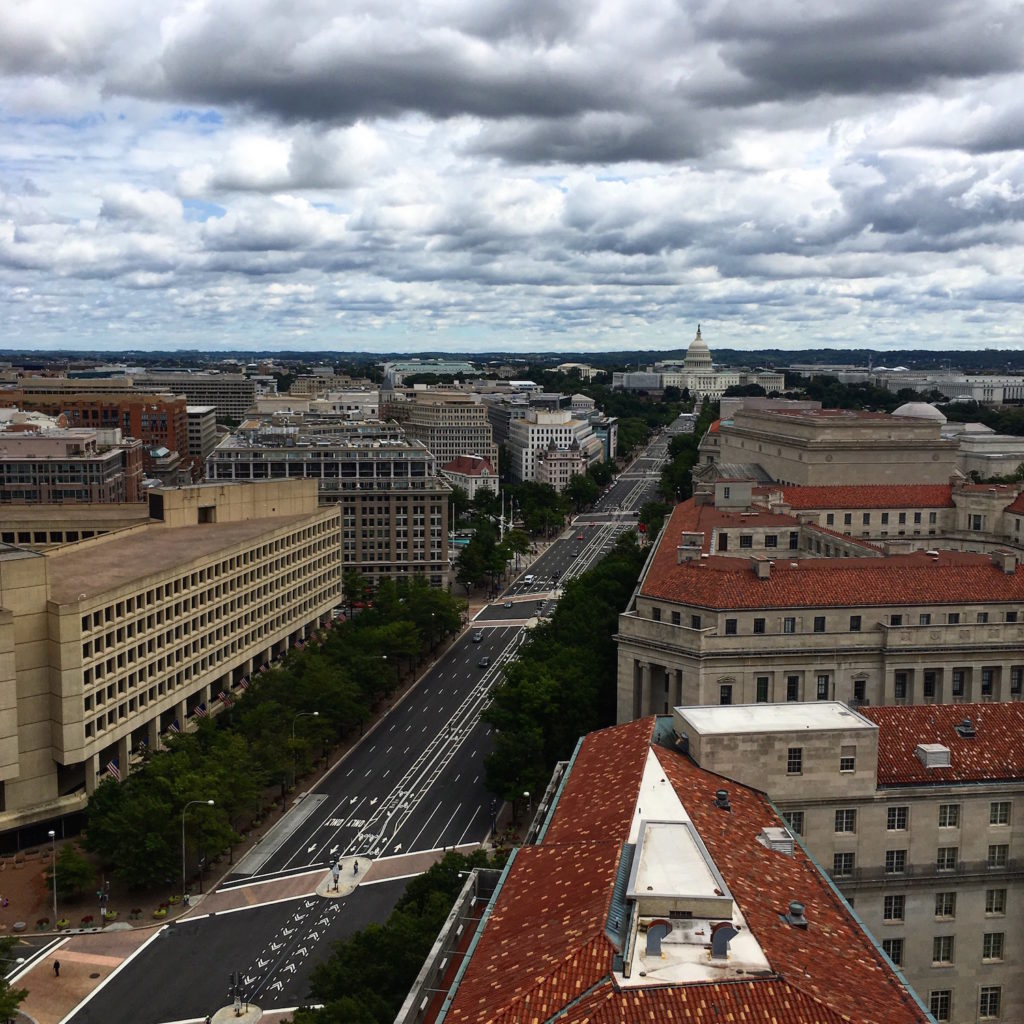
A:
[928,987,1001,1023]
[712,610,1023,635]
[834,801,1012,833]
[882,888,1007,922]
[880,932,1005,968]
[831,844,1010,877]
[826,510,938,527]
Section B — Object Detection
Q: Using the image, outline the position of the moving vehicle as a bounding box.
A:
[503,600,513,608]
[478,656,490,668]
[524,574,536,584]
[472,631,484,642]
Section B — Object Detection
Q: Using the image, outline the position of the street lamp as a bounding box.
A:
[48,830,57,925]
[182,799,214,898]
[291,711,320,784]
[523,791,532,816]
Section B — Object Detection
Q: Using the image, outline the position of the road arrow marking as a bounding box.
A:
[257,958,269,969]
[370,797,378,805]
[309,930,320,942]
[318,917,331,928]
[270,942,284,952]
[307,843,317,853]
[243,975,256,987]
[329,845,339,855]
[295,946,309,958]
[282,928,295,937]
[283,963,296,974]
[394,843,403,852]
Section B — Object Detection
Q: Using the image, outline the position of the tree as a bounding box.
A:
[449,484,472,522]
[0,937,28,1020]
[565,473,599,512]
[46,843,96,901]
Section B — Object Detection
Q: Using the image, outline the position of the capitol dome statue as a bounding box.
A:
[682,324,714,372]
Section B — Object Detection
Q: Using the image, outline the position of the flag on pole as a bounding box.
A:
[167,719,180,734]
[106,760,120,781]
[193,703,208,719]
[217,690,233,705]
[237,676,250,690]
[259,662,270,674]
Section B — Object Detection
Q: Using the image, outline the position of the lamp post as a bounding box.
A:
[291,711,319,784]
[523,791,532,816]
[182,799,214,898]
[48,830,57,925]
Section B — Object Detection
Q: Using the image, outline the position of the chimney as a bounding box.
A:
[795,510,818,525]
[677,531,705,563]
[694,486,714,506]
[991,549,1016,574]
[713,789,732,812]
[751,556,771,579]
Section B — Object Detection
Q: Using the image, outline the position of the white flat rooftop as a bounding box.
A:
[630,821,721,900]
[676,701,876,735]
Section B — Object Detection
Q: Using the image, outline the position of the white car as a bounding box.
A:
[524,574,536,584]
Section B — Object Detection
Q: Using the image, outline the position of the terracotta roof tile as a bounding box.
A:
[755,484,955,510]
[558,977,851,1024]
[861,702,1024,785]
[644,503,1024,609]
[443,455,495,475]
[1006,493,1024,515]
[443,720,926,1024]
[655,747,925,1024]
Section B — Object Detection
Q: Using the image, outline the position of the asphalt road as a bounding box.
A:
[69,878,407,1023]
[65,424,678,1024]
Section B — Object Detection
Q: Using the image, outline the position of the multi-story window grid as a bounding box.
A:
[880,938,903,966]
[982,933,1004,961]
[934,892,956,919]
[834,809,857,833]
[985,889,1007,915]
[786,747,802,774]
[938,803,960,828]
[937,847,958,872]
[990,801,1011,825]
[883,894,905,921]
[932,935,954,965]
[832,852,854,878]
[988,844,1009,868]
[979,987,1001,1019]
[929,990,952,1022]
[884,849,906,874]
[886,806,908,831]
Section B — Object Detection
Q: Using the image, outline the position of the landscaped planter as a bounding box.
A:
[153,907,167,919]
[56,917,70,929]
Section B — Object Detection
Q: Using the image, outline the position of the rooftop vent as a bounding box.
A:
[757,827,795,856]
[713,789,732,812]
[751,557,771,580]
[955,717,976,738]
[915,742,951,768]
[781,900,808,929]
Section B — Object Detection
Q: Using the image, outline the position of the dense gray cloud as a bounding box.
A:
[2,0,1024,351]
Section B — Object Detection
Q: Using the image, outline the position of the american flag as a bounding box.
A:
[106,760,120,781]
[167,719,180,734]
[259,662,270,674]
[237,676,250,691]
[217,690,233,705]
[295,639,306,650]
[193,704,208,719]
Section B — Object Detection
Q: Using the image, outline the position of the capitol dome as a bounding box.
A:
[682,324,713,372]
[892,401,947,424]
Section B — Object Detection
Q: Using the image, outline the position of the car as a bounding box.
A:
[572,549,579,557]
[576,532,584,541]
[503,600,513,609]
[523,574,535,584]
[472,631,484,642]
[478,656,490,668]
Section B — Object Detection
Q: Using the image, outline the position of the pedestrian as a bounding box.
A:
[353,859,359,875]
[53,960,60,977]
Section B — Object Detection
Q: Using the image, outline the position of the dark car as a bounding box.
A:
[478,656,490,668]
[472,631,484,642]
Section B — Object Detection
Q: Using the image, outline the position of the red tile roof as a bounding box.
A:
[644,503,1024,609]
[558,974,850,1024]
[861,703,1024,786]
[1006,492,1024,515]
[443,454,495,476]
[755,484,955,510]
[655,747,924,1024]
[443,719,926,1024]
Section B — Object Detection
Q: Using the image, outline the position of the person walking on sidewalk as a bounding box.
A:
[53,960,60,977]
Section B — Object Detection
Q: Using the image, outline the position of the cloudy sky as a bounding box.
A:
[3,0,1024,354]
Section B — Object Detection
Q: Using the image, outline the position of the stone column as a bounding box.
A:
[117,734,131,780]
[84,754,99,795]
[146,716,160,753]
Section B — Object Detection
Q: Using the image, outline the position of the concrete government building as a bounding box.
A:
[0,480,340,841]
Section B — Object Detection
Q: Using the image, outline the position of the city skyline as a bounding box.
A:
[4,1,1024,353]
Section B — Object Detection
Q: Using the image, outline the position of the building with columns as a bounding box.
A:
[616,481,1024,724]
[0,480,340,843]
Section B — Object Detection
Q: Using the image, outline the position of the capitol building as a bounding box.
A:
[613,326,785,401]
